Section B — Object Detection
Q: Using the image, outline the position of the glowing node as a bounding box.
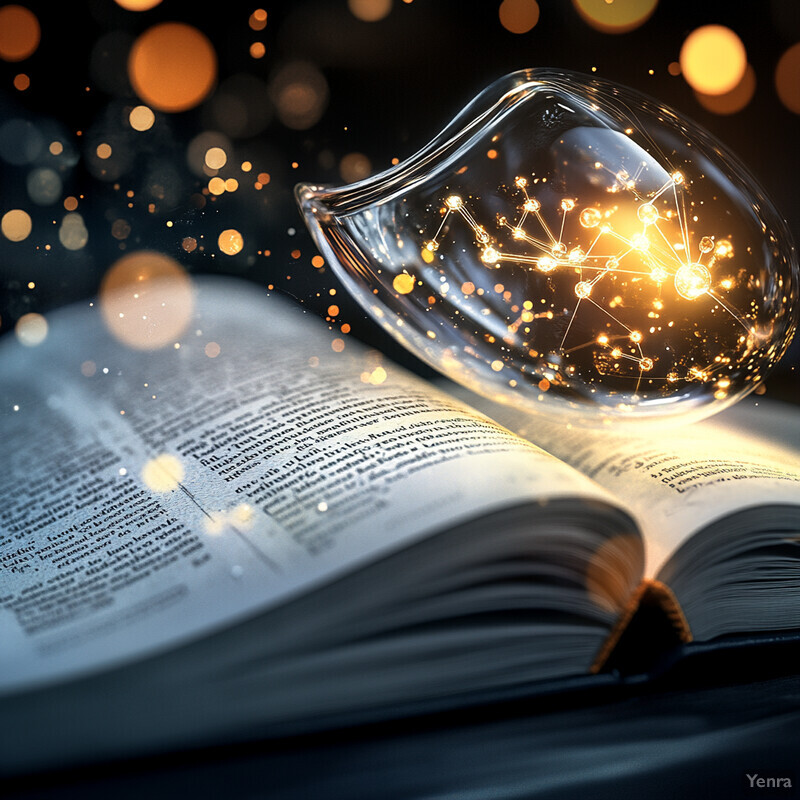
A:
[515,176,527,188]
[523,198,541,212]
[476,227,490,243]
[552,242,567,256]
[671,170,685,185]
[650,265,669,283]
[537,255,557,273]
[605,256,619,271]
[579,207,602,228]
[561,198,576,212]
[637,203,659,225]
[640,357,654,371]
[574,281,592,299]
[424,240,438,252]
[630,330,642,343]
[674,262,711,299]
[715,239,733,258]
[610,348,622,359]
[597,334,609,345]
[512,226,525,240]
[631,232,650,251]
[698,235,714,253]
[568,247,585,264]
[481,246,501,265]
[445,194,463,210]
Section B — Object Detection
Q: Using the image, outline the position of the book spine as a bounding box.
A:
[590,579,692,673]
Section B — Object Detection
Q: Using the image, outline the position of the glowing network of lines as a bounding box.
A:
[423,167,753,394]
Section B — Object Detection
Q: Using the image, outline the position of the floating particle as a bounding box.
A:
[205,146,227,170]
[393,273,415,294]
[15,313,47,346]
[1,209,32,241]
[187,131,233,177]
[218,229,244,255]
[208,176,226,195]
[129,105,155,131]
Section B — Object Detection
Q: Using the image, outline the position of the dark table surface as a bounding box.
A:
[7,645,800,800]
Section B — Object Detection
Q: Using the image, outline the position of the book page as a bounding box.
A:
[454,389,800,577]
[0,276,618,692]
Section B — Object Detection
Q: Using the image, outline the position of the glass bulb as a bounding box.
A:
[297,69,799,427]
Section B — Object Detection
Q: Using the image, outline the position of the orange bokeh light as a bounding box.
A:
[572,0,657,34]
[775,43,800,114]
[695,63,756,115]
[249,9,267,30]
[128,22,217,112]
[218,228,244,255]
[680,25,746,95]
[0,5,40,62]
[100,251,194,350]
[499,0,540,34]
[114,0,162,9]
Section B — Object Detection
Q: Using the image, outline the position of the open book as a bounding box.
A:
[2,275,799,775]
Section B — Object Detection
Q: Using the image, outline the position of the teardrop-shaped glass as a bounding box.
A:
[297,69,798,427]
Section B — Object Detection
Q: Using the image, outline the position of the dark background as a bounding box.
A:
[1,0,799,396]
